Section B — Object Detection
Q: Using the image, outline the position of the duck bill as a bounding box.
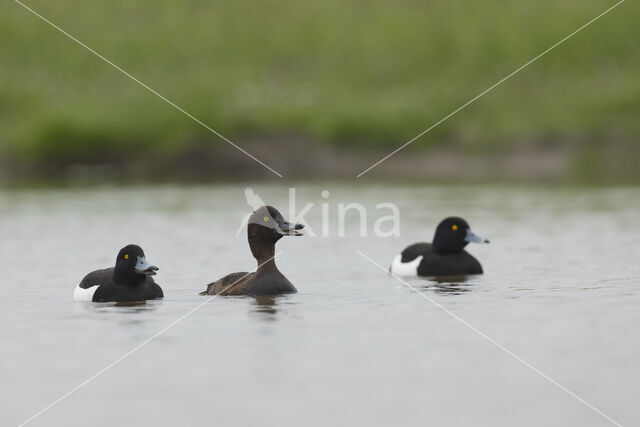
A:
[277,220,305,236]
[135,256,159,275]
[465,229,490,244]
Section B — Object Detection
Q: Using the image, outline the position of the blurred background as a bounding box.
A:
[1,0,638,184]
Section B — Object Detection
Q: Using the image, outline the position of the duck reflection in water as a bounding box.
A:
[85,300,159,311]
[81,300,161,326]
[114,301,149,308]
[425,275,472,295]
[249,295,283,321]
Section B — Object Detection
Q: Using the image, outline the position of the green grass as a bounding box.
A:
[1,0,639,176]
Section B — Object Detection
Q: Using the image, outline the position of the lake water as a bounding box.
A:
[0,184,638,426]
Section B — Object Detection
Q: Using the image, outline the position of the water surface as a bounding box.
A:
[0,184,638,426]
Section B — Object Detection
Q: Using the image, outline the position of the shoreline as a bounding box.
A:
[2,136,639,185]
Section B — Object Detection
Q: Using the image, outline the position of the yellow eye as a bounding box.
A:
[264,217,269,221]
[452,225,458,231]
[124,254,129,259]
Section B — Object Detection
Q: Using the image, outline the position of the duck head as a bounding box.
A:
[113,244,159,284]
[247,206,304,261]
[432,217,489,254]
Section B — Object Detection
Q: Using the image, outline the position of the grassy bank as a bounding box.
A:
[1,0,639,181]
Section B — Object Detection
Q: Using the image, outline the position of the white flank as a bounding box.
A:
[390,254,424,277]
[73,285,99,302]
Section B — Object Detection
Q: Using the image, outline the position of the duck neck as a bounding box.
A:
[432,233,466,255]
[113,264,147,286]
[248,224,282,273]
[113,267,143,286]
[251,243,278,273]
